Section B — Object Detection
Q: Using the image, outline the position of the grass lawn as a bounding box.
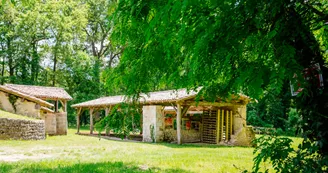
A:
[0,110,37,120]
[0,127,303,173]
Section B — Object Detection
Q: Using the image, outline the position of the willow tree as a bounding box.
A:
[111,0,328,171]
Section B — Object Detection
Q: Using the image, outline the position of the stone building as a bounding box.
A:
[72,88,255,146]
[0,84,72,136]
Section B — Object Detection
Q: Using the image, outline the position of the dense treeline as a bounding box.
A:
[0,0,121,124]
[2,0,328,171]
[1,0,303,132]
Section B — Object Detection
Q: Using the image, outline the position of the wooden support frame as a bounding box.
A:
[177,103,182,144]
[55,100,59,112]
[216,109,221,144]
[105,106,112,136]
[230,110,233,138]
[90,108,94,134]
[76,107,82,134]
[59,100,67,112]
[221,109,224,141]
[226,110,229,141]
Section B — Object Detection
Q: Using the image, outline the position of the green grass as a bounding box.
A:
[0,110,37,120]
[0,128,303,173]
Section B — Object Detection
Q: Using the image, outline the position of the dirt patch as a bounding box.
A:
[0,153,53,162]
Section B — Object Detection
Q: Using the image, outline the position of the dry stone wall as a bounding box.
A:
[56,112,67,135]
[43,113,56,135]
[164,129,201,143]
[0,118,45,140]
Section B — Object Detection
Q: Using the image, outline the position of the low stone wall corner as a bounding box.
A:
[0,118,45,140]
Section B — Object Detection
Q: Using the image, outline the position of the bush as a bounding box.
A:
[245,135,328,173]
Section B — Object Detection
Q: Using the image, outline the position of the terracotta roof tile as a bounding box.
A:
[5,84,72,100]
[0,86,54,107]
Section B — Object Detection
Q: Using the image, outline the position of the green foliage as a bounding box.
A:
[95,103,141,139]
[0,0,121,126]
[8,94,18,111]
[250,135,328,173]
[111,0,328,171]
[150,124,155,143]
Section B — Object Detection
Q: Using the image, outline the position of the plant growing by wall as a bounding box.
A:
[8,94,18,112]
[150,124,155,143]
[95,103,141,139]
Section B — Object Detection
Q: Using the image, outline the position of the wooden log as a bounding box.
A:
[177,103,182,144]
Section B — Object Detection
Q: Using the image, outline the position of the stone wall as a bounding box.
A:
[56,112,67,135]
[42,112,67,135]
[230,105,255,146]
[142,105,164,142]
[0,91,41,119]
[43,113,56,135]
[164,129,201,143]
[0,118,45,140]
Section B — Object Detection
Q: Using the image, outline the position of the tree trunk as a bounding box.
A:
[52,48,57,86]
[7,39,15,82]
[1,56,4,85]
[31,42,40,84]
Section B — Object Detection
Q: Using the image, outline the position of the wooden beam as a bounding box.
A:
[171,103,177,112]
[59,100,67,112]
[183,101,243,107]
[76,107,82,134]
[181,105,190,116]
[177,103,182,144]
[90,108,94,134]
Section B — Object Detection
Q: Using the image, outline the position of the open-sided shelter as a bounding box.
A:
[72,88,255,146]
[0,84,72,135]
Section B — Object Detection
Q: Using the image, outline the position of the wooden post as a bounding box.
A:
[90,108,94,134]
[105,107,110,116]
[76,108,82,134]
[230,110,233,137]
[221,109,224,140]
[216,109,221,144]
[55,100,58,112]
[226,110,229,141]
[64,100,67,112]
[177,103,182,145]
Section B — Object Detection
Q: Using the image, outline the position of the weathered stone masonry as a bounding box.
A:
[0,118,45,140]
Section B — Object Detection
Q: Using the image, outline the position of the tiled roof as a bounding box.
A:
[5,84,72,100]
[0,86,54,107]
[72,88,200,108]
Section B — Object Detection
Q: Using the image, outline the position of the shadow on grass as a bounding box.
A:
[0,161,192,173]
[68,127,253,149]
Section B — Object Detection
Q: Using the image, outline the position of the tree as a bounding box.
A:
[110,0,328,171]
[40,0,88,86]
